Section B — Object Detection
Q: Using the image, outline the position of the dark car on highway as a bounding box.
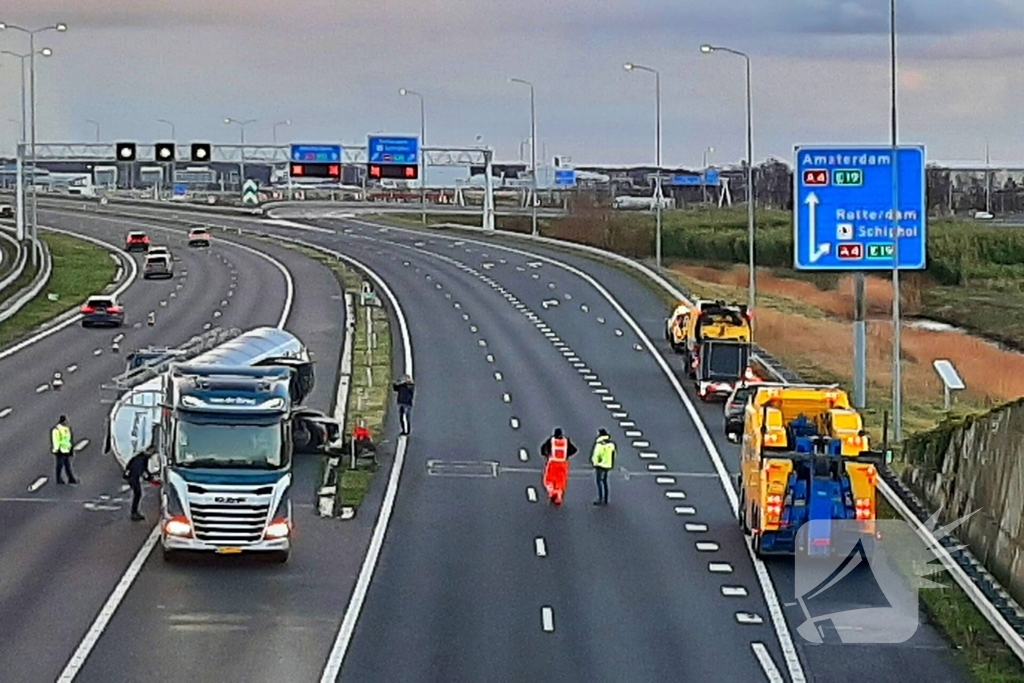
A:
[125,231,150,252]
[143,254,173,279]
[723,384,756,443]
[81,295,125,328]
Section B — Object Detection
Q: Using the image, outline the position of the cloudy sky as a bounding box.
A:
[2,0,1023,167]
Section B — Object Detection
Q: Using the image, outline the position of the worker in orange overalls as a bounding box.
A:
[539,428,578,505]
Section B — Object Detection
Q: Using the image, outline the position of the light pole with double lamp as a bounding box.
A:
[224,117,256,186]
[399,88,427,224]
[509,78,538,236]
[623,62,664,269]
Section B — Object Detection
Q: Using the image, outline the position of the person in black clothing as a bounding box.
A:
[124,445,155,521]
[392,375,415,436]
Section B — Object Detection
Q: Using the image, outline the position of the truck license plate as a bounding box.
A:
[216,547,242,554]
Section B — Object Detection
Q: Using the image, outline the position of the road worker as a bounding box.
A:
[51,415,77,485]
[539,427,578,505]
[591,428,616,506]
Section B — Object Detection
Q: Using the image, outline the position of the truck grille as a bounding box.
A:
[185,484,274,545]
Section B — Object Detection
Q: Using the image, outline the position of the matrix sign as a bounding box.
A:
[289,162,341,179]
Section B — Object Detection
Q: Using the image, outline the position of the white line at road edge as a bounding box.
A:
[0,226,138,362]
[752,643,785,683]
[54,218,295,683]
[332,217,806,683]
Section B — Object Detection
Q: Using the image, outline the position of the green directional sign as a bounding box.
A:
[833,168,864,186]
[242,179,259,206]
[867,243,894,259]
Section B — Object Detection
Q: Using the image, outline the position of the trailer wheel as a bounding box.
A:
[751,508,765,558]
[738,488,750,534]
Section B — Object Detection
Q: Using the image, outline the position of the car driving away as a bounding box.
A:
[125,231,150,252]
[187,227,211,247]
[147,245,171,260]
[143,253,174,279]
[80,295,124,328]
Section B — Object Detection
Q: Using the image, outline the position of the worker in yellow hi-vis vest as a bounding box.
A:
[51,415,78,485]
[591,428,616,506]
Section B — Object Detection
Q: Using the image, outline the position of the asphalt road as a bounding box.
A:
[27,203,969,682]
[23,209,390,683]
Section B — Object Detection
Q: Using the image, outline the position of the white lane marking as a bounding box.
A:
[519,449,529,462]
[478,339,487,347]
[674,506,697,515]
[56,525,162,682]
[580,304,589,312]
[548,282,556,289]
[655,477,676,485]
[594,388,610,395]
[573,362,587,369]
[566,356,579,362]
[625,430,642,437]
[751,643,784,683]
[737,612,764,625]
[723,586,749,597]
[0,407,11,418]
[35,384,49,393]
[66,365,78,373]
[600,396,614,403]
[502,393,511,403]
[632,440,650,448]
[462,313,470,321]
[709,563,734,573]
[73,439,89,452]
[535,538,547,557]
[596,316,605,324]
[615,329,624,336]
[584,373,598,381]
[494,372,503,381]
[639,452,658,459]
[685,523,708,532]
[666,492,687,500]
[564,293,572,299]
[527,487,538,502]
[469,325,478,333]
[486,355,495,363]
[541,607,555,632]
[510,418,520,429]
[606,403,622,410]
[619,421,635,427]
[696,542,720,552]
[650,465,669,473]
[454,302,461,309]
[213,311,222,318]
[612,412,629,419]
[93,349,102,356]
[28,477,47,492]
[587,381,602,387]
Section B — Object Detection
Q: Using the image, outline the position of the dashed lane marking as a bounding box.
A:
[494,372,503,381]
[736,612,764,625]
[510,418,520,429]
[607,403,622,410]
[615,329,624,336]
[73,440,89,452]
[612,412,628,419]
[541,607,555,632]
[36,384,49,393]
[502,393,511,403]
[587,381,602,387]
[486,355,495,363]
[655,477,675,485]
[601,396,614,403]
[527,487,537,502]
[685,523,708,532]
[470,325,478,333]
[28,477,47,492]
[625,430,642,437]
[639,452,658,459]
[519,449,529,462]
[67,365,78,373]
[674,506,697,515]
[709,563,734,574]
[723,586,749,597]
[0,408,11,418]
[666,492,687,501]
[632,440,650,448]
[594,388,610,394]
[535,538,547,557]
[696,542,720,552]
[478,339,487,347]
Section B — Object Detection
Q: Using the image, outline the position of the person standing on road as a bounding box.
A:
[393,375,415,436]
[51,415,77,485]
[540,428,578,506]
[591,428,616,506]
[124,445,155,521]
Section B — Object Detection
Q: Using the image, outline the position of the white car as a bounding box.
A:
[147,245,171,259]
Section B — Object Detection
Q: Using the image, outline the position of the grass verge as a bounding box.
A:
[0,233,117,349]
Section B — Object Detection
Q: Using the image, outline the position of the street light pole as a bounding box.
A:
[224,117,256,187]
[1,22,67,266]
[399,89,427,225]
[509,78,538,236]
[702,146,715,204]
[157,118,176,139]
[701,44,755,316]
[86,118,100,142]
[889,0,904,441]
[624,63,663,269]
[272,119,291,145]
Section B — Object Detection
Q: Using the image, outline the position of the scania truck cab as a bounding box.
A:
[106,327,337,563]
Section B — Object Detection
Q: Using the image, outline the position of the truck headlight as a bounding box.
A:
[265,492,291,539]
[265,519,291,539]
[164,516,192,537]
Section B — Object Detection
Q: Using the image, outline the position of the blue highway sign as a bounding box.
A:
[554,169,577,186]
[368,136,419,165]
[793,145,926,271]
[671,174,701,186]
[290,144,342,163]
[703,168,720,186]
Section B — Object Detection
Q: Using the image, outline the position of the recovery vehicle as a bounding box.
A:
[105,327,342,563]
[738,384,880,557]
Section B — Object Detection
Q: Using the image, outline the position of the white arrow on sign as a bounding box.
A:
[542,299,559,309]
[804,192,830,263]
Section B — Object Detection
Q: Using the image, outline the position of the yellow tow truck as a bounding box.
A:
[738,384,881,557]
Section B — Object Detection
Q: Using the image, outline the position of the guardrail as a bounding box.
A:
[0,228,27,296]
[33,197,1024,662]
[0,237,51,324]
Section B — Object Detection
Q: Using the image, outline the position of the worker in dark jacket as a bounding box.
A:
[539,428,578,505]
[392,375,415,435]
[124,445,155,521]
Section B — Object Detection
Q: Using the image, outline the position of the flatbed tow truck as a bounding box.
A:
[738,383,882,557]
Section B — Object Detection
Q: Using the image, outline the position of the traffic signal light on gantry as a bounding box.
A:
[155,142,175,162]
[115,142,137,162]
[190,142,211,162]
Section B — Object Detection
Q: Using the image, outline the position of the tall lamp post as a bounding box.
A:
[399,88,427,225]
[888,0,903,441]
[624,62,663,269]
[157,118,176,139]
[86,118,100,142]
[224,117,256,186]
[509,78,538,236]
[702,146,715,203]
[0,21,66,263]
[701,44,755,317]
[272,119,291,145]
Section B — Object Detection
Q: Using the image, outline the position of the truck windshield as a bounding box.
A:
[174,419,286,469]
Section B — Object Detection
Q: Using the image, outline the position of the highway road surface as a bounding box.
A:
[15,203,969,682]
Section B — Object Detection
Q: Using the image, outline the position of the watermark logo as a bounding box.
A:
[793,509,976,644]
